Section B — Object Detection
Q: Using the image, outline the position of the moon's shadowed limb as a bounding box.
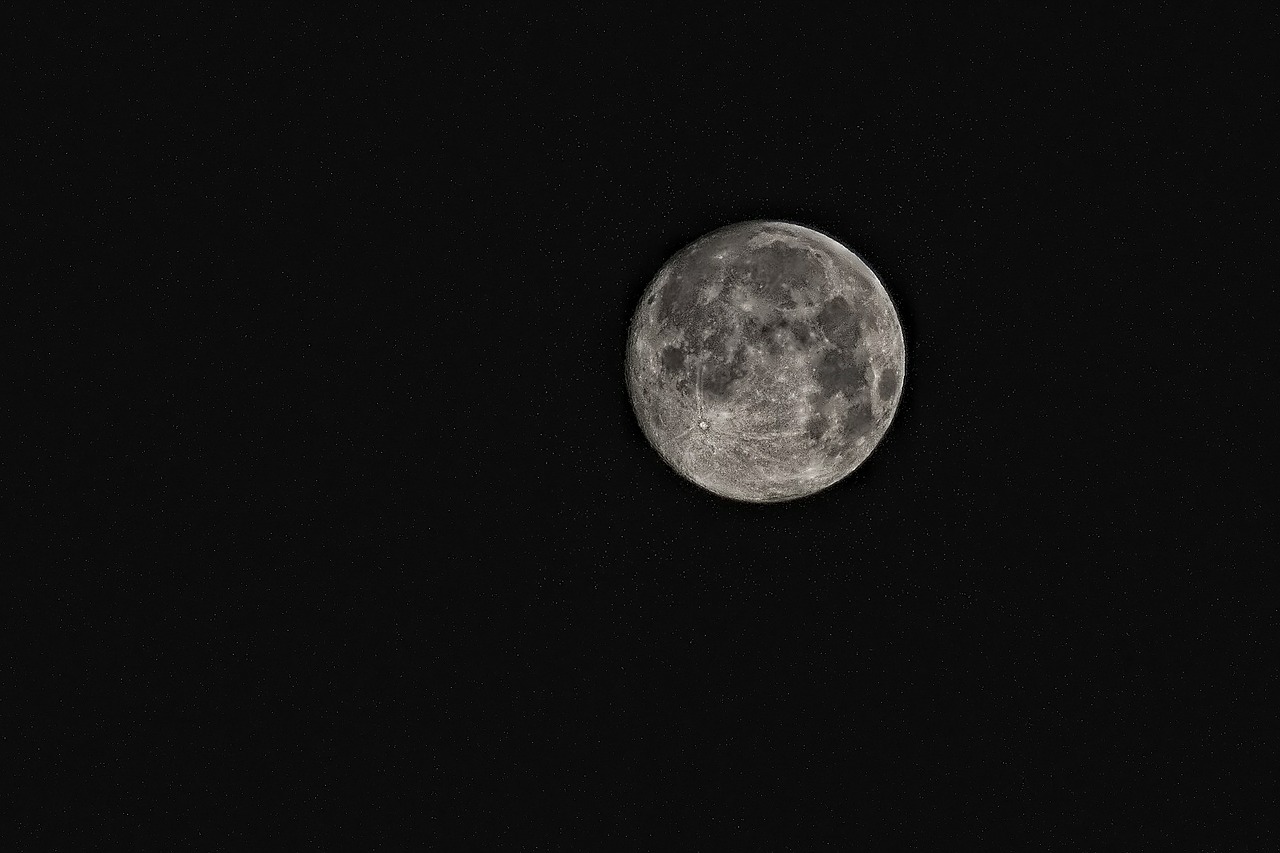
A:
[625,220,906,503]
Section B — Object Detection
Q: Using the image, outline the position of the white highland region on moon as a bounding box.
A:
[625,220,905,502]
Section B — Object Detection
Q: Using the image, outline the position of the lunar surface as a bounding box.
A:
[626,220,905,502]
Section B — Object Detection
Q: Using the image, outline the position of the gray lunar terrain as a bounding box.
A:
[626,220,905,502]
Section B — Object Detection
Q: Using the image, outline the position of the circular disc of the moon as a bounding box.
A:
[626,220,905,502]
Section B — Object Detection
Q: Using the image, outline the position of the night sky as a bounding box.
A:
[14,5,1274,848]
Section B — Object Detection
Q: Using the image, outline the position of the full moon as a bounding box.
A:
[626,220,906,502]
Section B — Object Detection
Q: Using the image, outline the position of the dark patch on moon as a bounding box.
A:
[658,272,703,323]
[792,322,813,347]
[773,245,826,298]
[805,412,827,440]
[660,346,686,373]
[702,361,733,398]
[700,343,750,399]
[814,345,869,398]
[816,295,858,343]
[878,366,899,401]
[758,319,784,354]
[842,399,875,439]
[729,242,826,309]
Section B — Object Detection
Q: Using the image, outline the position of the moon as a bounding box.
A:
[626,220,906,502]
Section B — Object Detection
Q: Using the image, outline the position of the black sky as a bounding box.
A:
[13,5,1276,848]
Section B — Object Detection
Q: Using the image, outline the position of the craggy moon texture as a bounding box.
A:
[626,221,905,502]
